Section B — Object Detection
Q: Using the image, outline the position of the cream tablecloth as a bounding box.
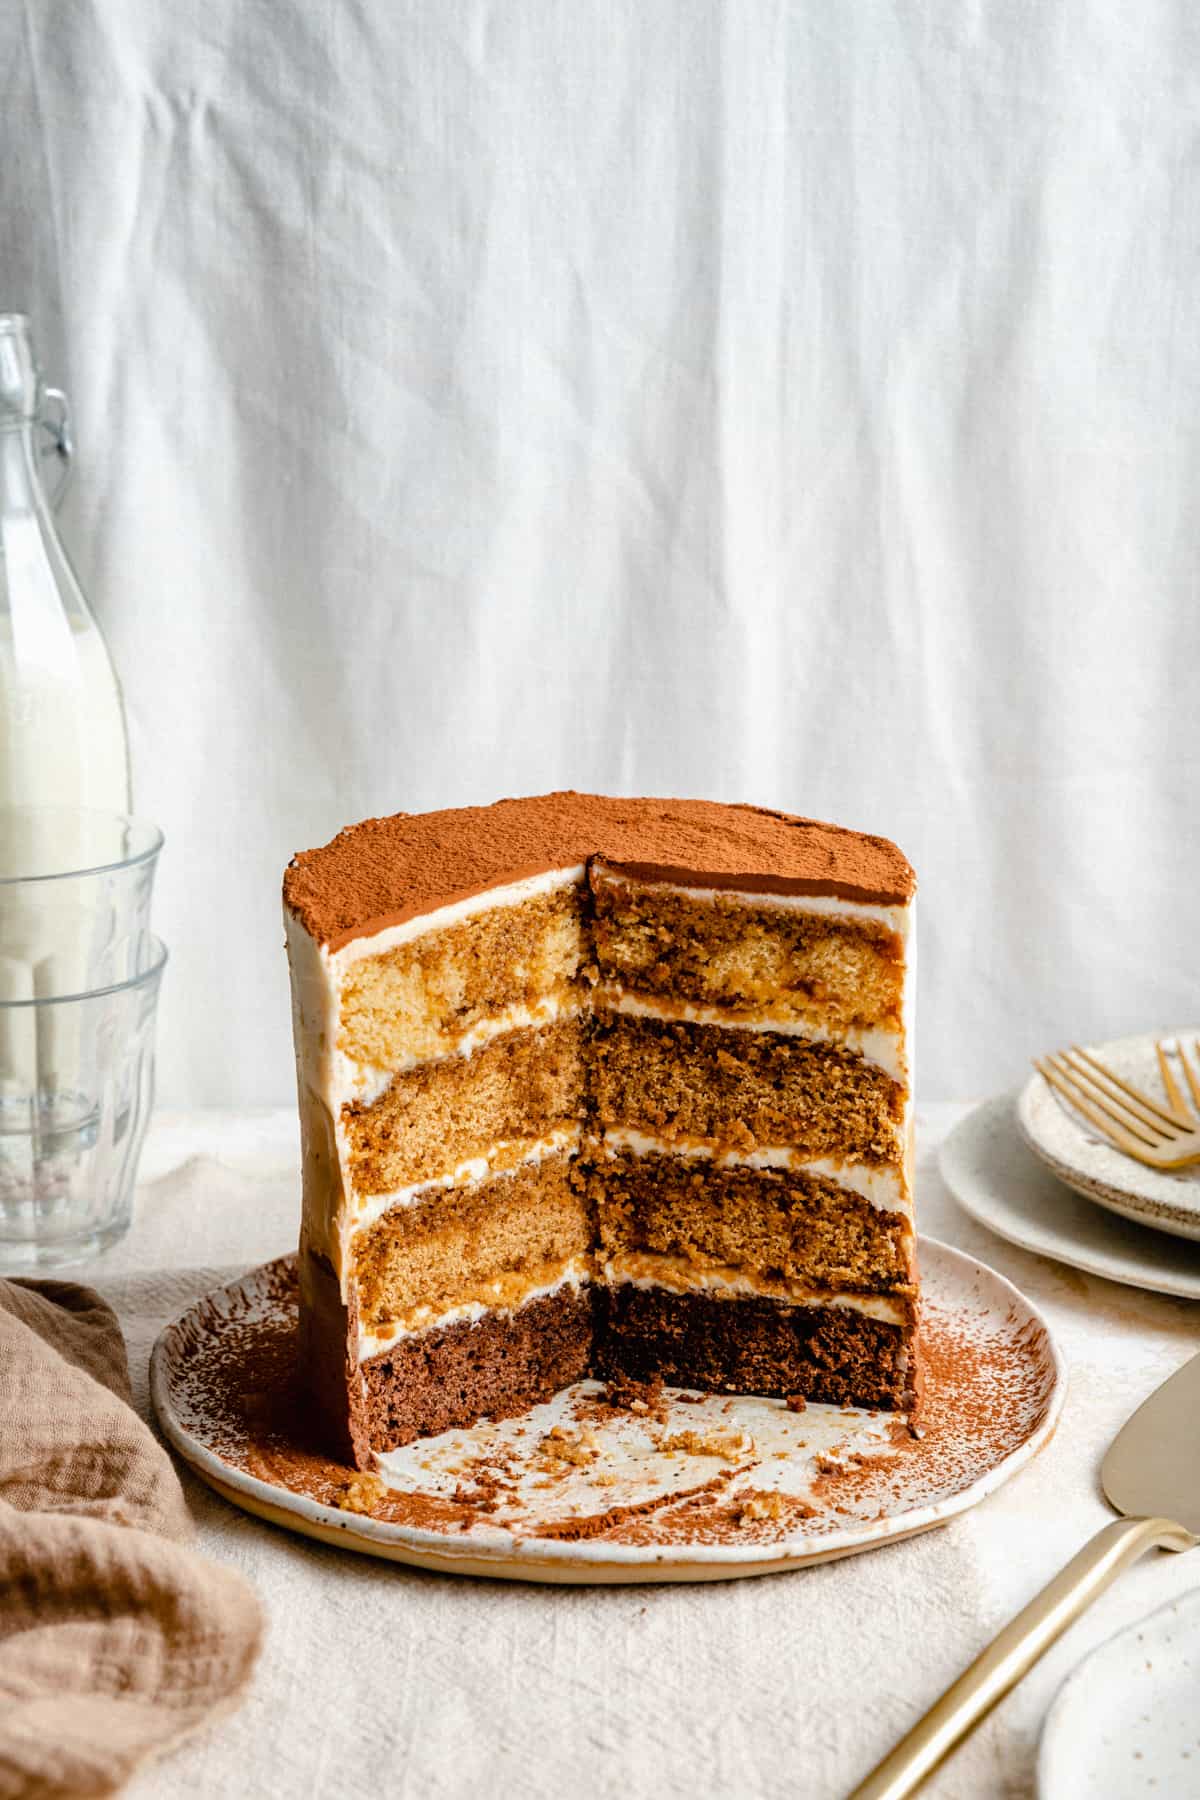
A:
[61,1104,1199,1800]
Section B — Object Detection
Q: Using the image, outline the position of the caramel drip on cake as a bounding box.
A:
[284,793,918,1468]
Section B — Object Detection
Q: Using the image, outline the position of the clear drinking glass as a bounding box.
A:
[0,809,161,991]
[0,809,165,1269]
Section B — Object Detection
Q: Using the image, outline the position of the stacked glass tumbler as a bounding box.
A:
[0,809,165,1268]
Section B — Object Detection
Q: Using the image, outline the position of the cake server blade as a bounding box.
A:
[1101,1350,1200,1531]
[848,1351,1200,1800]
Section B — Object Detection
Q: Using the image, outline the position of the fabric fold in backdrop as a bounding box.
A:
[0,1278,262,1800]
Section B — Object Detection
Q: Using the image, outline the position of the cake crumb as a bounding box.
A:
[659,1428,754,1462]
[448,1459,517,1514]
[539,1426,600,1466]
[733,1490,788,1524]
[451,1482,497,1512]
[785,1393,808,1414]
[602,1373,668,1422]
[331,1472,386,1514]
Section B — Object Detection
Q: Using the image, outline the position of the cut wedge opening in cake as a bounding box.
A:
[284,793,917,1469]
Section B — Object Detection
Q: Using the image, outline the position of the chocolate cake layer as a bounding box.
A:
[344,1016,588,1193]
[360,1287,595,1450]
[592,1013,905,1162]
[596,1285,916,1411]
[340,884,587,1069]
[354,1155,592,1337]
[594,1151,913,1294]
[285,792,915,950]
[591,877,905,1031]
[299,1246,370,1466]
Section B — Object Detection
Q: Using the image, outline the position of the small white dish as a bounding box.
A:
[1038,1587,1200,1799]
[1018,1031,1200,1242]
[940,1093,1200,1301]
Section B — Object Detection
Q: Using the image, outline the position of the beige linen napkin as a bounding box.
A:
[0,1278,262,1800]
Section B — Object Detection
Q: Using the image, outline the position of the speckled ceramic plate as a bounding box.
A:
[1037,1588,1200,1799]
[150,1239,1063,1584]
[941,1093,1200,1301]
[1018,1031,1200,1242]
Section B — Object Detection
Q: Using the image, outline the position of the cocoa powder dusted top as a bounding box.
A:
[283,791,916,950]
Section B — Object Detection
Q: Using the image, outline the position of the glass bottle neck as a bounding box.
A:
[0,409,40,464]
[0,420,51,526]
[0,319,50,515]
[0,316,39,428]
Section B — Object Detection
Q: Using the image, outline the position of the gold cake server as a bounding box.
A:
[848,1351,1200,1799]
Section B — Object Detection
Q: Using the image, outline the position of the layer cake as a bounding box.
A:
[284,793,917,1468]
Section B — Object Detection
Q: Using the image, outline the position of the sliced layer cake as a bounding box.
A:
[283,793,917,1468]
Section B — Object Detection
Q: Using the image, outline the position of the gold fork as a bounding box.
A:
[1034,1041,1200,1170]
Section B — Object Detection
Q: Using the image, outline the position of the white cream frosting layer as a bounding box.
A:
[593,986,907,1084]
[594,1127,911,1219]
[286,905,358,1285]
[901,909,917,1160]
[349,1129,582,1236]
[601,1252,911,1325]
[356,1257,592,1363]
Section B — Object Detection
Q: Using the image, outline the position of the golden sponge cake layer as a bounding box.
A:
[591,1012,906,1164]
[593,1148,914,1297]
[342,1016,588,1196]
[339,882,588,1072]
[591,870,906,1036]
[353,1153,592,1344]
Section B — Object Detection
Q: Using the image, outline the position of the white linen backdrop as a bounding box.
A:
[3,2,1199,1108]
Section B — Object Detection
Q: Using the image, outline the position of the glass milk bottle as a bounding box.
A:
[0,315,133,1113]
[0,314,130,814]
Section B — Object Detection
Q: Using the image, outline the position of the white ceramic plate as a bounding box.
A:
[941,1093,1200,1301]
[151,1239,1063,1584]
[1038,1587,1200,1799]
[1018,1032,1200,1241]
